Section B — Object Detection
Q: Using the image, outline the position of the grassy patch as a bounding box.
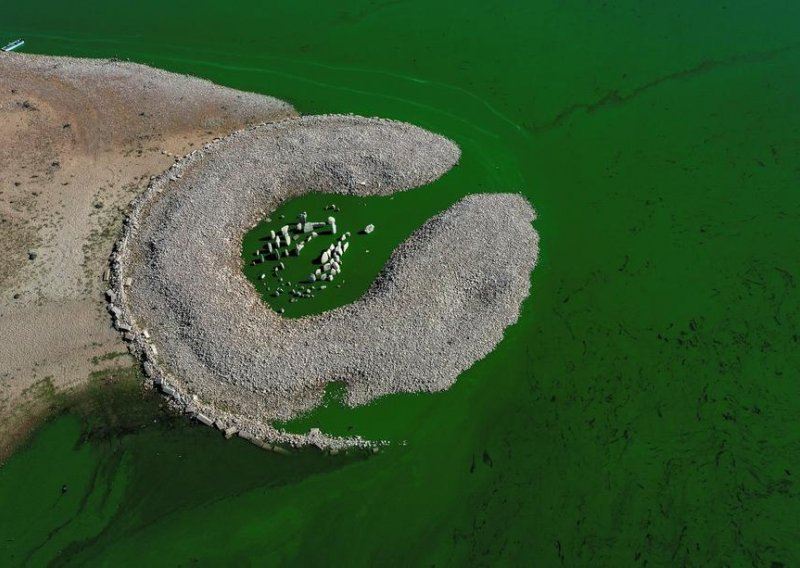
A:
[90,351,129,365]
[61,365,178,444]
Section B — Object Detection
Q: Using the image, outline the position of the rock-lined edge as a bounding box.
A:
[106,117,366,454]
[109,114,538,453]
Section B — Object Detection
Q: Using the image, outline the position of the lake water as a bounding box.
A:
[1,1,799,565]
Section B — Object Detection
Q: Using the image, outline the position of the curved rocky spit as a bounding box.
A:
[111,114,539,451]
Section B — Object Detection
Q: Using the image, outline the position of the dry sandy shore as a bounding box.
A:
[0,53,295,458]
[118,115,539,450]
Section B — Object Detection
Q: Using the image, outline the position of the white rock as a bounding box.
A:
[364,224,375,234]
[327,216,336,225]
[309,273,316,282]
[321,251,330,263]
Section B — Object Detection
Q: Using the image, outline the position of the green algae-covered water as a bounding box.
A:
[3,1,800,565]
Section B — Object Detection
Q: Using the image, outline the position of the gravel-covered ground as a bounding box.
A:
[113,114,538,450]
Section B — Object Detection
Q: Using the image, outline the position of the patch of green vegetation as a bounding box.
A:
[59,365,178,444]
[90,351,130,365]
[2,366,175,463]
[21,376,57,403]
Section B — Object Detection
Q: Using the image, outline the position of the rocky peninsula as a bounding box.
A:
[115,115,539,450]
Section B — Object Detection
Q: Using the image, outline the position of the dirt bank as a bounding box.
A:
[0,53,296,460]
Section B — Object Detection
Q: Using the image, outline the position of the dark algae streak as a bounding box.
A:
[2,0,800,565]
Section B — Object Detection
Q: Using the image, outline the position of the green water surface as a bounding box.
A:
[2,1,800,566]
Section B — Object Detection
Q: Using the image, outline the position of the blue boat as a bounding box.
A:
[1,39,24,52]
